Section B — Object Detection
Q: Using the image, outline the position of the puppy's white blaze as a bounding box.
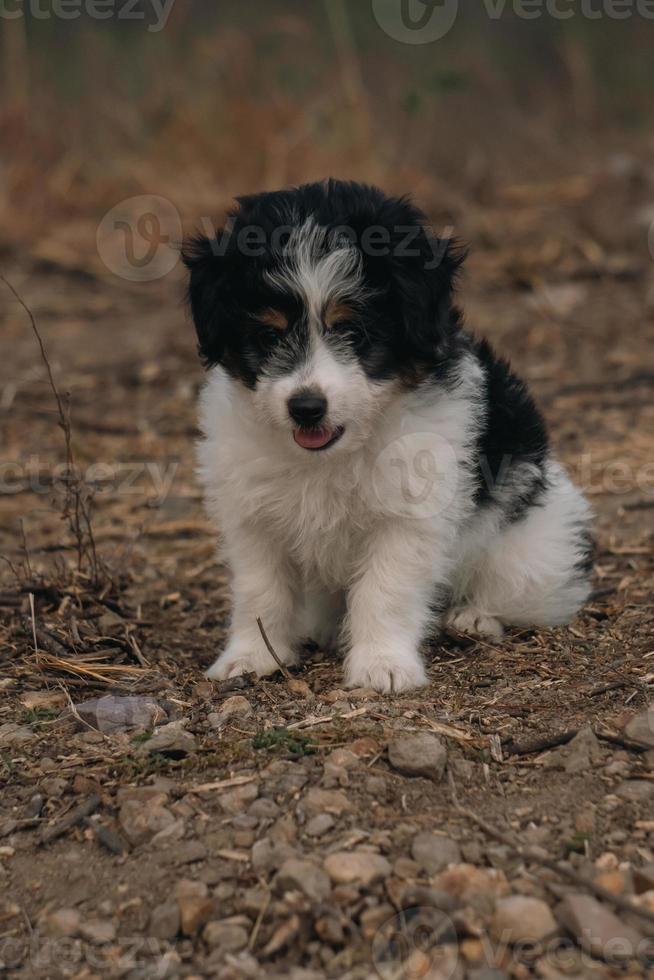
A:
[265,218,365,322]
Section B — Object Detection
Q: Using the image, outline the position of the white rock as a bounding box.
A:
[323,850,391,886]
[387,734,447,781]
[202,920,249,951]
[275,858,331,903]
[47,908,81,937]
[411,832,461,875]
[491,896,557,944]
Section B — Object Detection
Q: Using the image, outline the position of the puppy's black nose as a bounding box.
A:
[288,392,327,427]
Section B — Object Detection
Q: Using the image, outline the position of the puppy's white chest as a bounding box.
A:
[268,466,372,586]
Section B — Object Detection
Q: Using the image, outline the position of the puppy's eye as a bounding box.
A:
[256,328,280,352]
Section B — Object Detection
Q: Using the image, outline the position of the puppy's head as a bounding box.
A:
[183,179,463,454]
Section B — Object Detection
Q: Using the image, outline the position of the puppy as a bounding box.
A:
[183,179,592,693]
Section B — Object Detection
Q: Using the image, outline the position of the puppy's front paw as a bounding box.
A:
[344,647,428,694]
[206,642,295,681]
[446,607,503,640]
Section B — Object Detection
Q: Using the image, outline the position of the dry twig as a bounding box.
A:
[256,616,292,681]
[1,274,100,582]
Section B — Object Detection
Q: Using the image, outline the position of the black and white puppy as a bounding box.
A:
[183,179,592,693]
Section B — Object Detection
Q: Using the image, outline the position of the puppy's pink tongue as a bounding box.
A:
[293,426,334,450]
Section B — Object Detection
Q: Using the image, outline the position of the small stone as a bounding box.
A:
[323,850,391,886]
[545,726,602,774]
[74,695,167,734]
[177,893,215,936]
[594,869,632,895]
[315,913,345,944]
[394,857,421,879]
[149,901,180,940]
[634,865,654,894]
[460,938,485,964]
[407,945,463,980]
[411,832,462,875]
[234,829,255,848]
[387,733,447,781]
[326,749,358,769]
[208,696,253,728]
[251,839,297,874]
[218,782,259,815]
[275,858,331,903]
[557,892,643,960]
[348,736,380,758]
[624,706,654,749]
[40,777,68,798]
[0,723,35,746]
[432,864,510,902]
[595,851,619,871]
[300,788,353,818]
[305,814,335,838]
[615,780,654,802]
[118,799,176,846]
[141,722,196,757]
[288,678,313,697]
[491,896,557,944]
[202,920,249,951]
[116,786,169,805]
[193,680,214,700]
[176,879,208,899]
[248,798,280,821]
[79,919,117,945]
[347,687,379,700]
[97,608,125,632]
[20,691,67,711]
[323,689,348,703]
[47,908,81,937]
[604,759,631,778]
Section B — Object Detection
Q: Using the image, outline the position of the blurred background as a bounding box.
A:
[1,0,654,253]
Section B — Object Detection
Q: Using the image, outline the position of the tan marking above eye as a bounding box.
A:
[324,301,353,329]
[258,308,288,331]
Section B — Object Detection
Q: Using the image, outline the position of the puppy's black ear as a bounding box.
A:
[182,233,227,366]
[389,224,465,366]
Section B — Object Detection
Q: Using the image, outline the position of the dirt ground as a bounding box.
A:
[1,157,654,979]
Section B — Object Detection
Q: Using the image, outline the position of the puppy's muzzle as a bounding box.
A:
[287,391,327,427]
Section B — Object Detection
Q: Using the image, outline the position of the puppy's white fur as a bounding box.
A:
[197,352,591,693]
